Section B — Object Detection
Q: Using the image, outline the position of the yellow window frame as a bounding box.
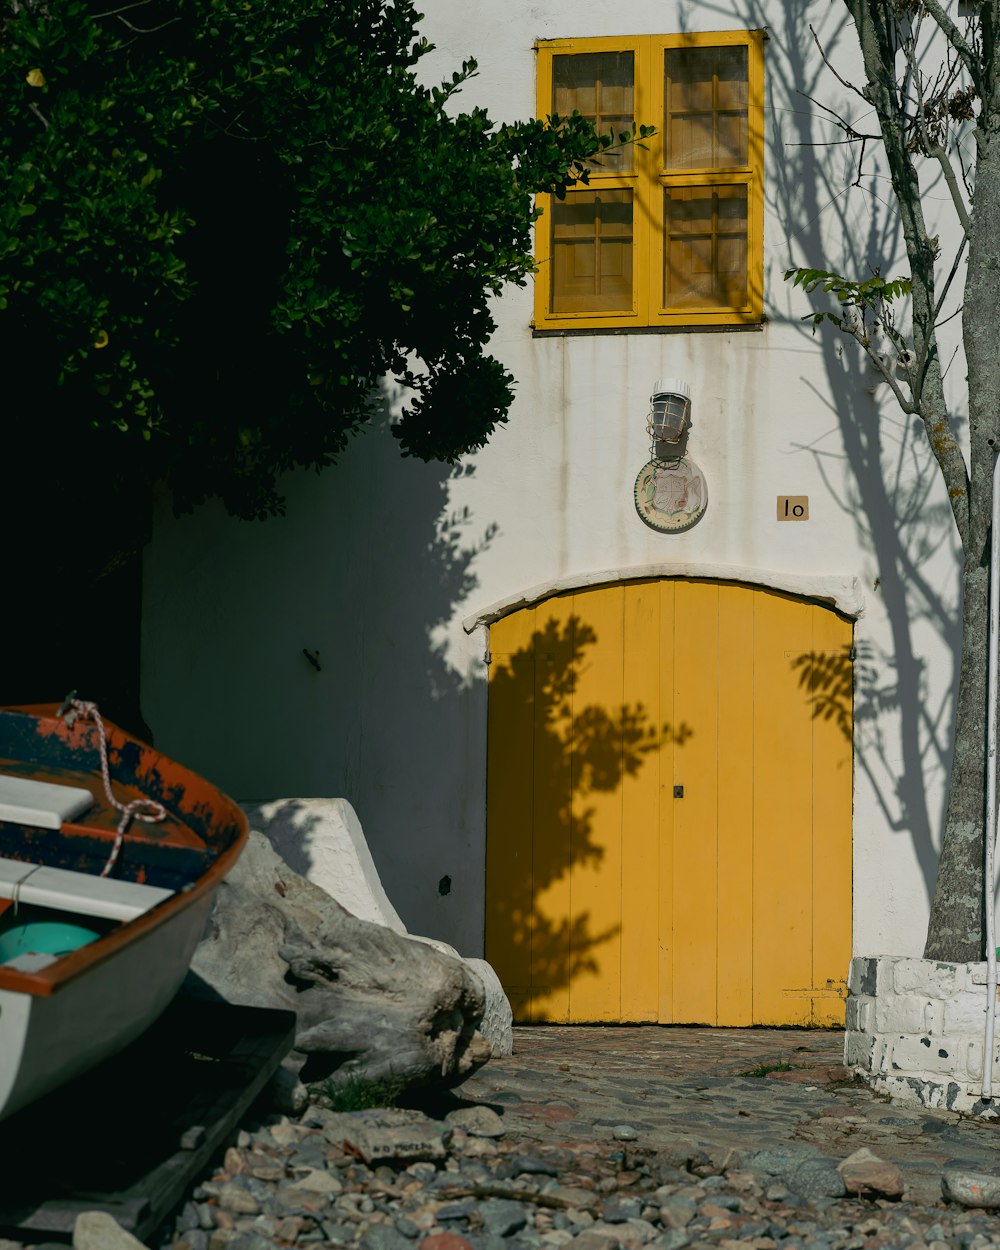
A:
[533,30,765,331]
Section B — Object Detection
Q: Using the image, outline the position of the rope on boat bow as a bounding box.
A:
[58,695,168,877]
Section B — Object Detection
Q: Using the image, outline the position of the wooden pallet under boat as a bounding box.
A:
[0,996,296,1243]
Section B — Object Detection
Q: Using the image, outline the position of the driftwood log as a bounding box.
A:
[241,797,513,1058]
[190,831,490,1088]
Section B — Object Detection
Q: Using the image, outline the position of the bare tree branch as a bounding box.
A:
[850,325,916,412]
[932,234,968,335]
[919,0,982,90]
[926,141,972,231]
[809,23,867,99]
[90,0,156,18]
[115,13,180,33]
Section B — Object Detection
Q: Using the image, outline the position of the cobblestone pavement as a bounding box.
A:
[458,1027,1000,1205]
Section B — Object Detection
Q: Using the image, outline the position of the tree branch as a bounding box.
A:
[933,234,969,326]
[920,0,982,90]
[115,13,181,34]
[927,141,972,231]
[809,23,867,100]
[848,324,915,413]
[90,0,157,18]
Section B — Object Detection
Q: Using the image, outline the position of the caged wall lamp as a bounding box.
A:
[648,378,692,453]
[633,377,708,533]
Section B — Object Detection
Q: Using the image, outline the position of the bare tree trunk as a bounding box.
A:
[925,38,1000,959]
[925,559,988,960]
[845,0,1000,960]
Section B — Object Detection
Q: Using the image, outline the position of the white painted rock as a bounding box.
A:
[243,797,406,933]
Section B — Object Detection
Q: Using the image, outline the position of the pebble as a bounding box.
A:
[836,1147,904,1199]
[480,1199,528,1236]
[73,1212,148,1250]
[445,1107,507,1139]
[941,1170,1000,1208]
[118,1095,998,1250]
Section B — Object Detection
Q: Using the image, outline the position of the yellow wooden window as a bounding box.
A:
[534,32,764,331]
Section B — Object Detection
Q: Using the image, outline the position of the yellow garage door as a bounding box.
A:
[485,579,852,1026]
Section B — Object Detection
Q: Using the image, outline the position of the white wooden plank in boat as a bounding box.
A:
[0,859,173,921]
[0,775,95,829]
[0,860,37,890]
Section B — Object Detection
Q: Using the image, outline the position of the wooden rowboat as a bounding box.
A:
[0,701,248,1121]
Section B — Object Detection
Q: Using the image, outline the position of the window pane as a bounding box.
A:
[553,52,635,172]
[551,190,633,313]
[664,186,748,310]
[664,45,748,169]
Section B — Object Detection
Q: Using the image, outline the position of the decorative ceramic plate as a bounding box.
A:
[634,455,708,532]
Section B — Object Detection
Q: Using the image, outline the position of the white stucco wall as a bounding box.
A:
[142,0,967,961]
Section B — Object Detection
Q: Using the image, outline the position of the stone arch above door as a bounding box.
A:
[465,563,864,635]
[485,576,854,1026]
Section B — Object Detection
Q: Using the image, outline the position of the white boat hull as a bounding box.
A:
[0,894,213,1121]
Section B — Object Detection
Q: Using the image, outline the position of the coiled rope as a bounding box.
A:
[58,695,167,877]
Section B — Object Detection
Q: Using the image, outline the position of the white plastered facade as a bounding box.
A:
[142,0,967,963]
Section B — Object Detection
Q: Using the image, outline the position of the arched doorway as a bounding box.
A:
[485,578,853,1026]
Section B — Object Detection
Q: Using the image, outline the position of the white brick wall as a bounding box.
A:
[846,955,1000,1117]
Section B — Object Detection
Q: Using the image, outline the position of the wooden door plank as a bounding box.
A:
[752,590,815,1025]
[620,579,661,1021]
[657,580,678,1022]
[671,580,720,1024]
[716,582,755,1025]
[486,606,538,1022]
[809,605,853,1026]
[529,595,578,1022]
[567,584,625,1021]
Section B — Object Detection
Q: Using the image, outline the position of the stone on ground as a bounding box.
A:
[444,1105,506,1138]
[73,1212,148,1250]
[942,1169,1000,1208]
[837,1147,904,1198]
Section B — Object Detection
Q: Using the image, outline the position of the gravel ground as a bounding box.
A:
[12,1026,1000,1250]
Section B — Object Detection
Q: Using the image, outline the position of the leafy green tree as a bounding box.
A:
[787,1,999,961]
[0,0,647,720]
[1,0,650,514]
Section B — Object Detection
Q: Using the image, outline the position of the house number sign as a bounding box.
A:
[777,495,809,521]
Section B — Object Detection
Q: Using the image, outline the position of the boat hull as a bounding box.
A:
[0,704,248,1121]
[0,893,212,1121]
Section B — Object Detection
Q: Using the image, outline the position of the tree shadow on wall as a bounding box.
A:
[143,394,505,951]
[485,613,691,1022]
[793,645,854,742]
[678,0,959,904]
[794,639,934,843]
